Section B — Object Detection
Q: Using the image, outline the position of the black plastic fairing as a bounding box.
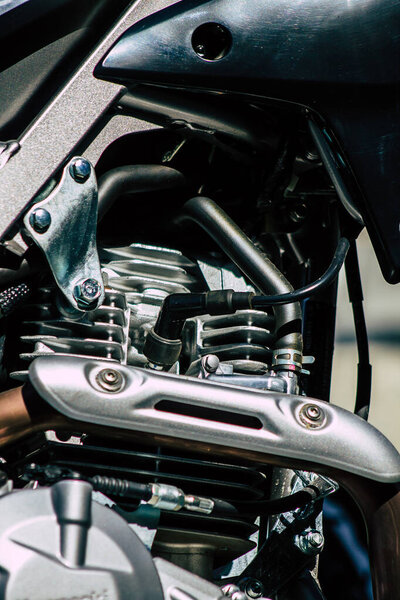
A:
[96,0,400,283]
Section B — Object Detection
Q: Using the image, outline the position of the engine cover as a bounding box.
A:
[0,479,164,600]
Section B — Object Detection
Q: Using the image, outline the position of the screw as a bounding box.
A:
[29,208,51,233]
[203,354,220,373]
[70,158,91,183]
[245,579,264,599]
[96,368,124,392]
[73,278,102,308]
[297,529,324,554]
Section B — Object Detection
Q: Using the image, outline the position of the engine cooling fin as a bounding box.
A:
[10,286,130,381]
[11,243,274,379]
[7,437,270,576]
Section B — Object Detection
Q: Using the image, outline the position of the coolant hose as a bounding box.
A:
[97,165,187,221]
[180,196,303,354]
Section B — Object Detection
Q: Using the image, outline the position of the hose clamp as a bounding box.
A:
[272,348,303,372]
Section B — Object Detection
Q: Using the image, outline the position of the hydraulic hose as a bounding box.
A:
[179,196,303,354]
[97,165,187,221]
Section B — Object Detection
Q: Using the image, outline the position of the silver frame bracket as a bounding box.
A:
[23,157,105,312]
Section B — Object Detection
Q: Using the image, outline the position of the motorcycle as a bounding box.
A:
[0,0,399,598]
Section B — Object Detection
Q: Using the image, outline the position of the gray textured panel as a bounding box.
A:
[0,0,179,239]
[29,355,400,483]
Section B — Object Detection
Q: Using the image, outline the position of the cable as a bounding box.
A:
[251,237,350,308]
[214,486,319,517]
[344,239,371,416]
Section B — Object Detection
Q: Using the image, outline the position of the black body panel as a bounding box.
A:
[97,0,400,283]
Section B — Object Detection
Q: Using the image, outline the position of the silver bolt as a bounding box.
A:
[29,208,51,233]
[297,529,324,554]
[96,368,124,392]
[299,403,325,428]
[73,278,102,308]
[70,158,91,183]
[245,579,264,599]
[305,405,322,421]
[203,354,220,373]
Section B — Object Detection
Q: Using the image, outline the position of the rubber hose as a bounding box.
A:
[180,196,303,353]
[97,165,187,221]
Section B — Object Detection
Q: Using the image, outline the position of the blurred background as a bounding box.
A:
[331,230,400,450]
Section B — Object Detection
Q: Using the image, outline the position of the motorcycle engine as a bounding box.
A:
[0,119,346,599]
[4,240,276,585]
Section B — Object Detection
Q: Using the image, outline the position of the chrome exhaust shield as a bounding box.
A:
[28,356,400,484]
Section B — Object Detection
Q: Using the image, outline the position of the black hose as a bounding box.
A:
[344,239,371,416]
[179,196,303,353]
[251,238,350,308]
[97,165,188,221]
[90,475,152,502]
[213,485,319,517]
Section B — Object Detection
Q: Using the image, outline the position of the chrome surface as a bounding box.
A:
[23,157,104,312]
[149,483,185,512]
[29,356,400,483]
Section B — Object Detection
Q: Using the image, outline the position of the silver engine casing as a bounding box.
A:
[0,479,163,600]
[0,479,225,600]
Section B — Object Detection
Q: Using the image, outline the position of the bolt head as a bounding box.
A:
[308,530,324,548]
[245,580,264,599]
[96,368,124,392]
[203,354,220,373]
[298,529,324,554]
[299,403,325,428]
[73,278,102,308]
[305,405,322,421]
[29,208,51,233]
[70,158,91,183]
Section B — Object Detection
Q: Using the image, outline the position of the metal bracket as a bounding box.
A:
[23,157,104,312]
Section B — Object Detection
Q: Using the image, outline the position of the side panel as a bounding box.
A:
[96,0,400,283]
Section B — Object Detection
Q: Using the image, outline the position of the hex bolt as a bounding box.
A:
[70,158,91,183]
[29,208,51,233]
[245,579,264,599]
[297,529,324,554]
[299,403,325,428]
[73,278,102,309]
[305,405,322,421]
[96,368,124,392]
[203,354,220,373]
